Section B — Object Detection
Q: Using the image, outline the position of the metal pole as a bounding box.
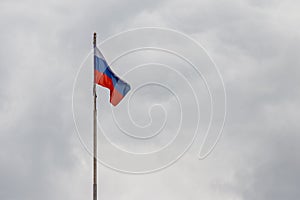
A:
[93,32,97,200]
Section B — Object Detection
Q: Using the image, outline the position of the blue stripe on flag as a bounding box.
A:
[94,55,130,96]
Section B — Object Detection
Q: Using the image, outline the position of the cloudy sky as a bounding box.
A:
[1,0,300,200]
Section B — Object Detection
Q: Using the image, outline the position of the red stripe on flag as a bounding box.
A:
[110,88,125,106]
[94,70,125,106]
[94,70,114,92]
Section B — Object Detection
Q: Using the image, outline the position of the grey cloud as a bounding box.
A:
[1,0,300,200]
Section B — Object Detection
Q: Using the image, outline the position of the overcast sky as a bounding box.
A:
[1,0,300,200]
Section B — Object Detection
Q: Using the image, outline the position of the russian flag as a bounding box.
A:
[94,47,131,106]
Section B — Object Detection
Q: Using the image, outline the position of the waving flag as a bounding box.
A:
[94,47,131,106]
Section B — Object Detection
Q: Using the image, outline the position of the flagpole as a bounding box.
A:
[93,32,98,200]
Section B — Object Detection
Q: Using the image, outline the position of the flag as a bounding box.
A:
[94,47,131,106]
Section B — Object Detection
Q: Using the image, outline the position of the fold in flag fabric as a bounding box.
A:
[94,47,131,106]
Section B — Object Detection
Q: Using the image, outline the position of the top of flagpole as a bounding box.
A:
[93,32,97,48]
